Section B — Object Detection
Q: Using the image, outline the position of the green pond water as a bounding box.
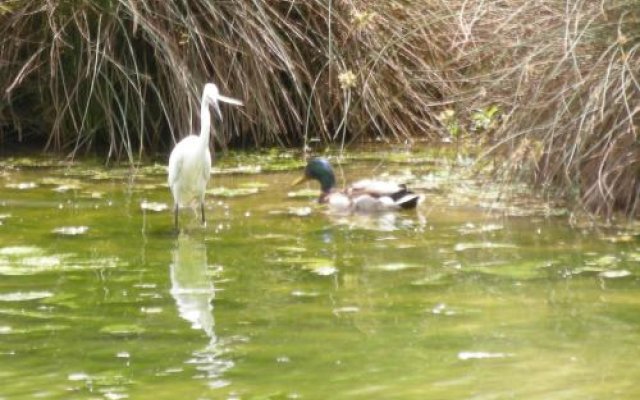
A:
[1,150,639,399]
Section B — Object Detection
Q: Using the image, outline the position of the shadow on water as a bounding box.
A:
[169,232,233,388]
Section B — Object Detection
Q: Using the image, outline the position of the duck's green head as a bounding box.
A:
[293,158,336,193]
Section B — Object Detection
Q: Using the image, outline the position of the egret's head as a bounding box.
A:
[202,82,244,121]
[202,83,223,121]
[293,158,336,194]
[203,83,220,99]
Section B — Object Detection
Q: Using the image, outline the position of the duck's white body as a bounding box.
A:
[327,180,422,213]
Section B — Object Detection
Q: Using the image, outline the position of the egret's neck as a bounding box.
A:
[199,99,212,148]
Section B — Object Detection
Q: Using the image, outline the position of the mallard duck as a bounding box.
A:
[293,158,422,213]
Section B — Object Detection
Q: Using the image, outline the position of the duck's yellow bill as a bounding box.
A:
[291,175,308,186]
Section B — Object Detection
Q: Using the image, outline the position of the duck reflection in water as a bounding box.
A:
[170,232,232,384]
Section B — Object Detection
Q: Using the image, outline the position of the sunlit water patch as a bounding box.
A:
[0,150,639,399]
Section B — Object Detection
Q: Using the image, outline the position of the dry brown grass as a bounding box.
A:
[481,1,640,218]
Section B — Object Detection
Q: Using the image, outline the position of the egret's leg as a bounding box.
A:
[173,203,179,232]
[200,200,206,226]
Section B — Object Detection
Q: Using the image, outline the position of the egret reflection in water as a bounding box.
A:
[170,233,216,338]
[170,233,232,384]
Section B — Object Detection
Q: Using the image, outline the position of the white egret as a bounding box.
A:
[168,83,243,230]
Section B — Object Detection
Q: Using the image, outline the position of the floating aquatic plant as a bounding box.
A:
[52,226,89,236]
[100,324,145,337]
[0,291,54,302]
[287,189,319,199]
[207,187,261,198]
[458,351,513,361]
[454,242,517,252]
[140,201,169,212]
[5,182,38,190]
[369,262,422,272]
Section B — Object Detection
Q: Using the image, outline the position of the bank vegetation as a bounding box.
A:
[0,0,638,217]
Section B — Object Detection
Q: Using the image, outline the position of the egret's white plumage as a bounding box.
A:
[168,83,242,230]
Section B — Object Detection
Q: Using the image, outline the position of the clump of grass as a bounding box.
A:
[0,1,457,161]
[482,1,640,218]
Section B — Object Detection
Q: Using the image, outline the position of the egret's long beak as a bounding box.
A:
[213,95,243,122]
[212,101,223,121]
[291,174,309,186]
[218,95,244,107]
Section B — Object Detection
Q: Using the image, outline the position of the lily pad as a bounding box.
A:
[88,169,130,181]
[571,266,608,275]
[287,207,312,217]
[136,183,163,191]
[100,324,145,337]
[140,307,163,314]
[464,260,545,279]
[2,324,69,334]
[6,182,38,190]
[599,270,632,279]
[458,223,504,235]
[140,201,169,212]
[458,351,513,360]
[271,256,337,276]
[430,303,457,316]
[207,186,260,197]
[40,177,82,187]
[287,189,318,199]
[0,246,43,256]
[587,255,618,268]
[411,272,452,286]
[68,370,132,387]
[601,234,635,243]
[276,246,307,253]
[333,306,360,314]
[240,182,270,189]
[0,157,67,168]
[52,184,81,193]
[0,255,119,275]
[42,293,80,309]
[82,191,104,199]
[0,307,57,319]
[308,265,338,276]
[291,290,320,298]
[454,242,517,252]
[370,262,422,271]
[52,226,89,236]
[68,372,90,381]
[212,165,262,175]
[0,291,54,302]
[22,255,65,268]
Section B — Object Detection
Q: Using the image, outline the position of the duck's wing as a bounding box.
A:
[348,179,407,197]
[352,194,398,212]
[349,179,423,210]
[394,193,423,209]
